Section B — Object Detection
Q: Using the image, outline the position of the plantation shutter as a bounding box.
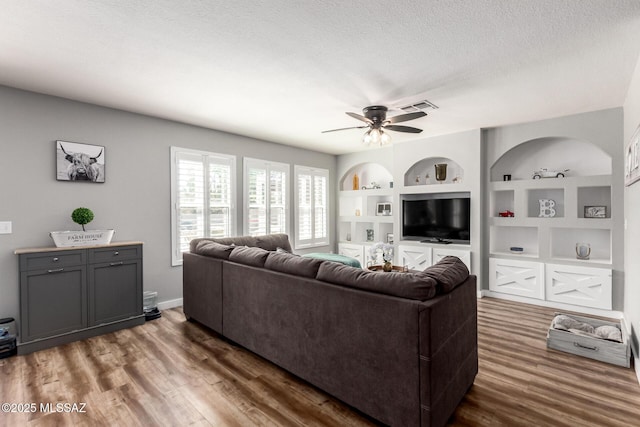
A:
[294,166,329,248]
[244,158,289,236]
[297,172,313,241]
[171,148,236,266]
[270,169,287,234]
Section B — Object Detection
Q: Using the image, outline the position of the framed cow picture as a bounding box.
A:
[56,140,105,183]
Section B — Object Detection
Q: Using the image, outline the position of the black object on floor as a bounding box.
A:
[145,308,162,321]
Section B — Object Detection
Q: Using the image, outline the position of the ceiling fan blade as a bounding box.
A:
[346,112,373,124]
[386,111,427,124]
[384,124,423,133]
[321,125,369,133]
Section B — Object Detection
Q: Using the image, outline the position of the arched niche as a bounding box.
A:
[339,162,393,191]
[490,137,611,182]
[403,157,464,186]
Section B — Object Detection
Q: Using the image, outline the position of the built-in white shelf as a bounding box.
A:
[488,137,614,310]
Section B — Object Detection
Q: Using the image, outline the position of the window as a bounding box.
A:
[243,158,289,236]
[294,165,329,249]
[170,147,236,266]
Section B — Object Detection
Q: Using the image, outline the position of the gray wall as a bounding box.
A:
[623,54,640,380]
[0,85,336,321]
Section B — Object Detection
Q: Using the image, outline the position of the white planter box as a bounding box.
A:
[50,230,115,247]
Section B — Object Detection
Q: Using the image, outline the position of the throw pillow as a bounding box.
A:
[229,245,270,268]
[265,252,323,278]
[194,241,234,260]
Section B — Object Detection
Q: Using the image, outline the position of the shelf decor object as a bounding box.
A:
[434,163,448,183]
[576,243,591,260]
[538,199,556,217]
[376,202,392,216]
[352,173,359,190]
[584,206,606,218]
[366,229,374,241]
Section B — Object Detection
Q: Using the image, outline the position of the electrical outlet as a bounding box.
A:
[0,221,12,234]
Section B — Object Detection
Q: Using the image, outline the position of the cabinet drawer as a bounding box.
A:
[89,245,141,263]
[20,250,86,271]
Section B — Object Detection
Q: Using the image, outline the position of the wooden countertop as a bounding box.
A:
[14,241,144,255]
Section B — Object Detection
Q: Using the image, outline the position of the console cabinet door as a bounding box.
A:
[398,245,432,271]
[88,259,142,326]
[432,248,471,271]
[20,266,87,341]
[545,264,612,310]
[489,258,544,299]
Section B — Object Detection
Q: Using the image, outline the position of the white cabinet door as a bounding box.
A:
[545,264,612,310]
[338,243,364,264]
[432,248,471,271]
[398,245,432,271]
[489,258,544,299]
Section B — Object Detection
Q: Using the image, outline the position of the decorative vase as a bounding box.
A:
[435,164,448,183]
[383,261,393,272]
[576,243,591,260]
[352,173,359,191]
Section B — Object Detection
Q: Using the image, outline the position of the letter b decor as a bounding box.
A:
[538,199,556,218]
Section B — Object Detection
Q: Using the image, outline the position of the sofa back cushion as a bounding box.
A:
[316,262,438,301]
[420,256,470,293]
[229,246,270,268]
[264,252,324,278]
[194,241,235,260]
[190,234,292,253]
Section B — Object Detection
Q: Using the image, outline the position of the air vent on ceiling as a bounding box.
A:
[399,99,439,113]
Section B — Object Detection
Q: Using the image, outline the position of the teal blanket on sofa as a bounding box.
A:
[302,252,362,268]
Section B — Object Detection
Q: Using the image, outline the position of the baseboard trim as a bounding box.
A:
[158,298,183,310]
[479,290,623,319]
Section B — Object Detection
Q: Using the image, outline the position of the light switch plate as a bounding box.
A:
[0,221,12,234]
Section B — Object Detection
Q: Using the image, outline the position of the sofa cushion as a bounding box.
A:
[194,241,234,260]
[420,256,469,293]
[316,262,438,301]
[265,252,324,278]
[255,234,293,253]
[229,246,270,268]
[190,236,257,253]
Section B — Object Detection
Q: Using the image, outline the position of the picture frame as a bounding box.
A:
[584,206,606,218]
[376,202,392,216]
[386,233,394,244]
[625,124,640,187]
[56,140,105,183]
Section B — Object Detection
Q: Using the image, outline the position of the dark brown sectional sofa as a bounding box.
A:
[183,234,477,427]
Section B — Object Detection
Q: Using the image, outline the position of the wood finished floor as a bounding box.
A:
[1,298,639,426]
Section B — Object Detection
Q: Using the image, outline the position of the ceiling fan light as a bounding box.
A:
[380,131,391,146]
[369,128,381,145]
[362,129,373,146]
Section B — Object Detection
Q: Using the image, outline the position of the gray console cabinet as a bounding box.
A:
[16,242,144,354]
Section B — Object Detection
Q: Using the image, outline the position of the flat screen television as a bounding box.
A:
[402,195,471,243]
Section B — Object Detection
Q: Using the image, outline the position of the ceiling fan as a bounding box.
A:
[322,105,426,146]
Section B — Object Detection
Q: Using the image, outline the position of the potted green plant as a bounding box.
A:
[50,207,114,247]
[71,207,94,231]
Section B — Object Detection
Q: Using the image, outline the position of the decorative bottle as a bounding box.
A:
[352,173,359,191]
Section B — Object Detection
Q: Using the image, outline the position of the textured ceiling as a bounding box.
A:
[1,0,640,154]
